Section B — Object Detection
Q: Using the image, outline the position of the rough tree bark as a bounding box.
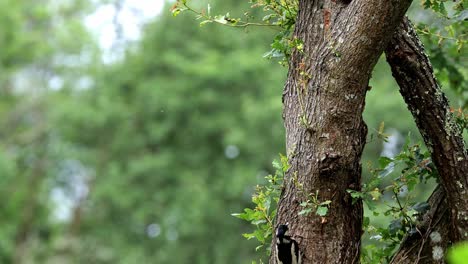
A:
[385,17,468,263]
[271,1,411,263]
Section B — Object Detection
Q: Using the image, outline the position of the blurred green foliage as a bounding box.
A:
[0,0,465,263]
[52,2,286,262]
[447,241,468,264]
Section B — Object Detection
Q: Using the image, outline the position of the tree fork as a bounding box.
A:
[272,1,412,263]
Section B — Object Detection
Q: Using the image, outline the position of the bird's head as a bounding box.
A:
[276,224,289,237]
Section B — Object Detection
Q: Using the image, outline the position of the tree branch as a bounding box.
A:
[385,17,468,263]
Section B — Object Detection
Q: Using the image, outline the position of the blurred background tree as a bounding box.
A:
[0,0,465,263]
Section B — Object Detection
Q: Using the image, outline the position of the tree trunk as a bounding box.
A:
[14,139,48,264]
[384,17,468,263]
[390,186,451,264]
[272,1,411,263]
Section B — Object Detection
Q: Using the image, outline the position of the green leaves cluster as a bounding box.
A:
[172,0,243,26]
[298,190,331,217]
[416,0,467,107]
[232,151,334,262]
[232,154,288,253]
[350,137,438,263]
[252,0,300,64]
[172,0,269,27]
[171,0,300,65]
[421,0,466,17]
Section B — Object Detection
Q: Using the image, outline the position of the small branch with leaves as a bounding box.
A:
[171,0,279,28]
[232,154,289,255]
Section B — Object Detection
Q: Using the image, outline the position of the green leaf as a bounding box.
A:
[316,206,328,216]
[252,219,267,225]
[298,208,312,216]
[363,216,370,227]
[272,159,281,170]
[369,188,382,201]
[172,8,181,17]
[279,153,290,172]
[378,156,393,168]
[243,233,255,239]
[200,20,213,26]
[365,200,377,211]
[447,242,468,264]
[347,190,364,199]
[214,15,228,24]
[437,2,448,16]
[262,14,275,21]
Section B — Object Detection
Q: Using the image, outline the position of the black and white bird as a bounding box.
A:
[276,224,302,264]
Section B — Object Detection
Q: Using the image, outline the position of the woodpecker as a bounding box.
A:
[276,224,302,264]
